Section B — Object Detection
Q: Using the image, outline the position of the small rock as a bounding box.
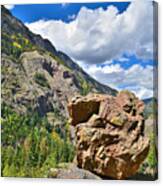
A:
[48,163,101,179]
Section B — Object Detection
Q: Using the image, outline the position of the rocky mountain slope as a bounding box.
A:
[1,6,117,121]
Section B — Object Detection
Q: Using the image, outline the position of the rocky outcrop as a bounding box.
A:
[68,91,150,179]
[48,163,101,179]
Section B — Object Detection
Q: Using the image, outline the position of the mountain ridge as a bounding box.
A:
[1,5,117,120]
[1,5,117,95]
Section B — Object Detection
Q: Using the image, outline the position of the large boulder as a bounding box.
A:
[68,91,150,179]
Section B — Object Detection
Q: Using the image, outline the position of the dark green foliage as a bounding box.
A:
[81,80,91,96]
[138,133,157,178]
[77,75,91,95]
[34,73,50,88]
[144,98,157,119]
[1,105,75,177]
[146,134,157,169]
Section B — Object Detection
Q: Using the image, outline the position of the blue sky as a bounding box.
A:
[6,1,155,99]
[11,2,130,23]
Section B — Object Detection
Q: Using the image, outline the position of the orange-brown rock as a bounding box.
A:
[68,90,150,179]
[68,94,111,126]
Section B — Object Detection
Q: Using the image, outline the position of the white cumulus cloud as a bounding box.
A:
[86,63,154,99]
[4,5,15,10]
[26,0,154,64]
[25,0,155,99]
[68,14,76,21]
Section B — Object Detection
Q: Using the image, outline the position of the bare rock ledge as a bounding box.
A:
[48,163,101,179]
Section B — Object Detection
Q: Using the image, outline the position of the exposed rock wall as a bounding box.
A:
[68,91,150,179]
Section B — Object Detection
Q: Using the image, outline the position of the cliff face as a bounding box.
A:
[1,6,117,120]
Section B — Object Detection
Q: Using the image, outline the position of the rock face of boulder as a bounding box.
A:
[68,91,150,179]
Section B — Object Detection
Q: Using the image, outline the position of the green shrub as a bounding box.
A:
[138,133,157,178]
[81,80,91,95]
[2,32,34,58]
[77,75,91,95]
[146,134,157,169]
[34,73,50,88]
